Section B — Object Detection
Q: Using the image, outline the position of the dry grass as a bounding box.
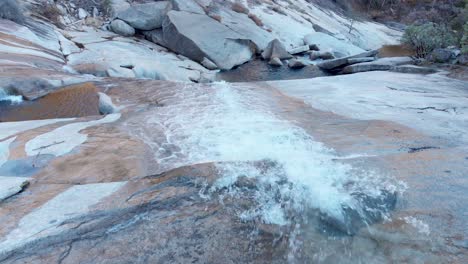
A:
[37,3,63,27]
[231,3,249,14]
[248,13,263,27]
[210,14,222,22]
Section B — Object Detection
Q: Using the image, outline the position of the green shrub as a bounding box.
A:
[0,0,25,24]
[462,23,468,54]
[402,23,458,58]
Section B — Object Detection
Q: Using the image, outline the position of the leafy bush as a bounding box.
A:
[0,0,25,24]
[462,23,468,54]
[402,23,458,58]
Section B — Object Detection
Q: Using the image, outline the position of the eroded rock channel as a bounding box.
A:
[0,0,467,263]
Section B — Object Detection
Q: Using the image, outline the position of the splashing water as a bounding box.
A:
[140,81,401,226]
[0,88,22,104]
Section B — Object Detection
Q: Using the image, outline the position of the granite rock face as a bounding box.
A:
[116,2,171,30]
[162,11,255,70]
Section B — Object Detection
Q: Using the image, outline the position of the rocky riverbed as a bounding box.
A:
[0,0,467,263]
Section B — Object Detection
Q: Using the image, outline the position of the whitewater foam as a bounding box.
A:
[136,81,403,226]
[0,88,22,104]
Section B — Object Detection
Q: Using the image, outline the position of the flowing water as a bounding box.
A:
[216,59,329,82]
[0,83,100,122]
[120,81,467,262]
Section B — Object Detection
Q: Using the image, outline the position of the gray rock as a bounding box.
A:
[162,11,255,70]
[268,57,283,67]
[201,57,218,70]
[288,59,306,69]
[78,8,88,19]
[431,48,456,63]
[304,32,365,58]
[458,54,468,66]
[309,51,334,60]
[347,57,375,64]
[171,0,205,14]
[288,45,309,55]
[117,2,171,30]
[92,7,99,17]
[316,50,379,70]
[142,29,166,47]
[110,19,135,37]
[320,190,397,235]
[261,39,292,60]
[309,44,319,51]
[391,65,437,74]
[98,92,118,114]
[343,57,414,74]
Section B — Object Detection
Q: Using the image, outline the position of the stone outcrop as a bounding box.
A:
[261,39,293,60]
[116,2,171,30]
[162,11,255,70]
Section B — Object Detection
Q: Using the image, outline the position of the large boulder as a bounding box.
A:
[343,57,414,74]
[162,11,255,70]
[110,19,135,37]
[261,39,293,60]
[116,2,171,30]
[171,0,205,14]
[304,32,365,58]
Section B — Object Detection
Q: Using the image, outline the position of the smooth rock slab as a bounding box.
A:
[0,177,28,202]
[316,50,378,70]
[391,65,438,75]
[117,2,171,30]
[162,11,255,70]
[343,57,414,74]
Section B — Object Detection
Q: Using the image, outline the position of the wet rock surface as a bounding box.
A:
[0,1,467,263]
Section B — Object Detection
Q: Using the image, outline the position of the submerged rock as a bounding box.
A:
[117,2,171,30]
[162,11,255,70]
[261,39,293,60]
[320,190,397,235]
[110,19,135,37]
